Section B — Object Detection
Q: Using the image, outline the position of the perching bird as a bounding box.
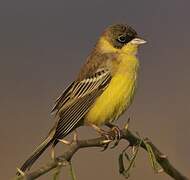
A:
[18,24,146,174]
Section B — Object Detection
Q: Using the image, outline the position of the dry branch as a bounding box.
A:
[16,128,189,180]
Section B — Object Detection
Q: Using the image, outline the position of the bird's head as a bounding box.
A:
[97,24,146,54]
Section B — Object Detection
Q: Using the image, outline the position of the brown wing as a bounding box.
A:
[51,81,75,113]
[51,52,117,114]
[52,68,112,140]
[52,68,111,114]
[51,50,119,141]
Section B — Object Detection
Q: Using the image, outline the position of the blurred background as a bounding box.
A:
[0,0,189,179]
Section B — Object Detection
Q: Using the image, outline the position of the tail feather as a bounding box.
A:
[17,135,54,175]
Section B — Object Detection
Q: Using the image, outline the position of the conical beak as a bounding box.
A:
[131,37,147,45]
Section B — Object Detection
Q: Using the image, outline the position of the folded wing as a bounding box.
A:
[52,68,112,142]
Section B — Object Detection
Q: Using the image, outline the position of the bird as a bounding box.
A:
[17,23,146,174]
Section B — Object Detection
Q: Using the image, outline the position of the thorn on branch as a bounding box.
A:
[16,168,25,177]
[58,139,71,145]
[15,121,189,180]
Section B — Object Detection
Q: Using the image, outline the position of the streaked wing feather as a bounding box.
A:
[52,69,110,113]
[71,69,110,98]
[54,89,103,139]
[51,81,75,113]
[53,69,112,140]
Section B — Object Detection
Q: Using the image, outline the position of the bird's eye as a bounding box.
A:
[117,35,126,43]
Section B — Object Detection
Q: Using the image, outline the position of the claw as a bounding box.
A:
[110,140,120,149]
[89,123,113,150]
[100,132,113,151]
[124,117,130,130]
[89,123,122,150]
[101,143,109,151]
[110,126,121,148]
[101,139,112,144]
[101,139,112,151]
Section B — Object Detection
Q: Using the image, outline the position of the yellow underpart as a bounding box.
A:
[85,48,139,126]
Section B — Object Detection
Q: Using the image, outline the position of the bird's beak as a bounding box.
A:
[131,38,147,45]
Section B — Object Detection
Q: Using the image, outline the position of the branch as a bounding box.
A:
[17,129,188,180]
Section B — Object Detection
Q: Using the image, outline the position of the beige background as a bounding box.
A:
[0,0,189,179]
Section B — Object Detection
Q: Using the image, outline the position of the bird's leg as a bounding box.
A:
[89,124,113,151]
[90,124,110,139]
[106,122,121,139]
[105,122,121,148]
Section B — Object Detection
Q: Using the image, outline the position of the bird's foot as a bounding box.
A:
[89,123,122,151]
[89,124,113,151]
[100,126,121,150]
[110,126,121,148]
[96,128,113,151]
[105,123,122,148]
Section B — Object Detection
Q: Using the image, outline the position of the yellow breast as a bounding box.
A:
[85,54,139,126]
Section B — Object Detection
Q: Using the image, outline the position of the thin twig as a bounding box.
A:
[16,128,189,180]
[69,162,77,180]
